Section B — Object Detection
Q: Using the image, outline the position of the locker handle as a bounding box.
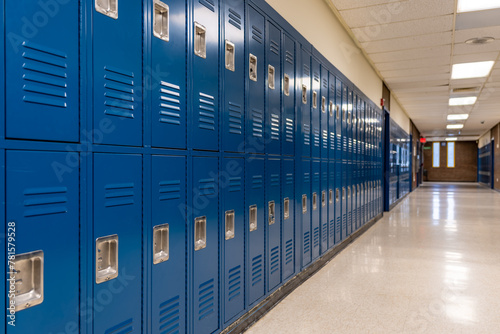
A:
[302,195,307,214]
[312,192,317,210]
[153,224,169,264]
[313,91,318,109]
[348,186,351,198]
[302,85,307,104]
[225,210,235,240]
[96,235,119,284]
[194,217,207,250]
[284,197,290,220]
[284,74,290,96]
[321,96,326,113]
[321,190,326,207]
[347,111,351,124]
[268,201,275,225]
[194,22,207,59]
[249,205,258,231]
[342,187,346,200]
[153,0,169,42]
[95,0,118,19]
[249,54,258,81]
[336,105,340,119]
[10,250,44,311]
[336,189,340,202]
[329,101,334,117]
[268,65,275,90]
[225,40,235,72]
[329,189,333,204]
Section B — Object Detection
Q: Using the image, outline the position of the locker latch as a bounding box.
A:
[342,187,346,200]
[284,197,290,220]
[249,54,258,81]
[312,91,318,109]
[225,40,235,72]
[96,235,119,284]
[336,105,340,119]
[268,65,275,90]
[329,101,334,117]
[329,189,333,204]
[284,74,290,96]
[225,210,235,240]
[10,250,44,311]
[249,205,258,231]
[348,186,351,198]
[302,85,307,104]
[302,195,307,213]
[95,0,118,19]
[268,201,275,225]
[321,96,326,113]
[153,0,169,42]
[194,22,207,59]
[194,217,207,250]
[153,224,169,264]
[312,192,317,210]
[336,188,340,202]
[322,190,326,207]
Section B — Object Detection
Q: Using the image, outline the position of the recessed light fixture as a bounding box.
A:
[457,0,500,12]
[447,124,464,129]
[465,37,495,45]
[447,114,469,120]
[451,61,495,79]
[446,137,458,141]
[449,96,477,106]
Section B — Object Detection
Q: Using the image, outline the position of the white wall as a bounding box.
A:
[266,0,382,105]
[478,131,491,148]
[390,93,410,133]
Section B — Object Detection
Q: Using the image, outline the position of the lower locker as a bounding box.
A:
[341,161,347,240]
[93,153,143,333]
[7,151,79,333]
[311,160,320,260]
[346,162,352,237]
[192,156,219,334]
[267,158,281,291]
[301,159,312,267]
[246,156,265,306]
[282,159,295,281]
[222,157,245,324]
[151,155,186,334]
[328,161,336,248]
[320,160,328,254]
[335,160,342,243]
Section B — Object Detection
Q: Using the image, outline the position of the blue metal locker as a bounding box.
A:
[246,6,265,155]
[223,2,245,152]
[267,158,282,291]
[311,58,321,158]
[282,158,295,281]
[282,34,296,156]
[352,94,358,232]
[320,66,329,159]
[311,160,320,260]
[151,155,186,334]
[300,159,311,267]
[320,160,329,254]
[335,78,342,163]
[328,161,336,248]
[5,0,79,142]
[266,22,282,155]
[222,157,245,323]
[192,156,219,334]
[341,161,347,240]
[0,149,4,333]
[93,1,143,146]
[300,49,311,158]
[341,84,348,160]
[328,73,336,158]
[93,153,142,333]
[151,0,187,149]
[6,151,79,333]
[246,156,265,306]
[191,0,219,151]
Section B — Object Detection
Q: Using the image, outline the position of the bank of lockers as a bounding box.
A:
[0,0,394,333]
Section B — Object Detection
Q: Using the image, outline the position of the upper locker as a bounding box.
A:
[329,73,336,158]
[151,0,187,149]
[192,0,220,151]
[222,1,245,153]
[282,34,296,157]
[266,22,282,156]
[5,0,79,142]
[320,65,329,160]
[311,58,321,159]
[300,49,311,158]
[93,0,143,146]
[246,5,265,155]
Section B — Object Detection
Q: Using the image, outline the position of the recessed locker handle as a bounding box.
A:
[225,40,235,72]
[194,217,207,250]
[322,190,326,207]
[329,189,333,204]
[329,101,334,117]
[313,91,318,109]
[249,205,258,232]
[96,235,119,284]
[336,188,340,202]
[11,250,44,311]
[302,194,307,213]
[268,201,275,225]
[153,0,169,41]
[284,197,290,220]
[268,65,275,90]
[153,224,169,264]
[342,187,346,200]
[348,186,351,198]
[302,85,307,104]
[322,96,326,113]
[312,192,317,210]
[225,210,235,240]
[95,0,118,19]
[336,105,340,119]
[194,22,207,59]
[284,74,290,96]
[249,54,258,81]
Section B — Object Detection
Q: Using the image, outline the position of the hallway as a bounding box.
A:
[245,183,500,334]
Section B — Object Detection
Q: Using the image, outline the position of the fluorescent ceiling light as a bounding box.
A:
[447,124,464,129]
[458,0,500,12]
[446,137,458,141]
[451,61,495,79]
[449,96,477,106]
[447,114,469,120]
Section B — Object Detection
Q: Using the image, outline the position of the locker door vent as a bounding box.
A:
[303,231,310,254]
[199,0,215,12]
[270,114,280,140]
[252,108,264,138]
[251,26,263,44]
[330,132,335,150]
[313,128,320,147]
[198,279,215,320]
[286,173,294,185]
[251,255,263,286]
[227,265,242,301]
[303,64,310,76]
[228,8,242,30]
[270,173,279,187]
[285,239,294,265]
[322,223,328,244]
[104,183,135,207]
[313,227,320,248]
[198,92,216,131]
[158,295,181,334]
[270,40,280,55]
[228,177,242,192]
[285,118,294,143]
[23,186,68,217]
[198,178,216,196]
[303,124,311,146]
[159,180,181,201]
[303,172,310,184]
[104,318,133,334]
[103,66,135,119]
[21,42,68,108]
[270,246,280,275]
[159,81,181,125]
[252,175,263,189]
[285,50,294,65]
[228,102,243,135]
[322,130,328,148]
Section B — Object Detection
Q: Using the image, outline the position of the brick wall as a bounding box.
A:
[423,141,477,182]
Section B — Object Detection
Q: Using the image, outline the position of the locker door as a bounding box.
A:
[5,0,79,142]
[320,160,329,254]
[341,161,347,240]
[151,155,186,334]
[282,34,296,156]
[6,151,79,333]
[341,83,348,161]
[321,66,329,159]
[223,2,245,152]
[222,157,245,323]
[300,49,311,157]
[192,156,219,334]
[191,0,219,151]
[335,78,342,163]
[246,156,265,306]
[301,159,311,267]
[93,1,143,146]
[329,161,336,248]
[335,163,342,243]
[311,58,321,158]
[267,158,281,291]
[328,73,336,158]
[311,160,320,260]
[151,1,187,149]
[266,23,282,155]
[352,95,358,231]
[282,158,295,281]
[246,7,265,154]
[93,153,142,333]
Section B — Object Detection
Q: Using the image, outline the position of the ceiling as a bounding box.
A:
[329,0,500,139]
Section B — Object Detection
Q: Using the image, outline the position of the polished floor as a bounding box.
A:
[245,182,500,334]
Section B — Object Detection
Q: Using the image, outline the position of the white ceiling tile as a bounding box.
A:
[389,80,450,90]
[362,32,452,54]
[371,45,452,63]
[454,26,500,43]
[382,65,450,79]
[385,73,451,84]
[330,0,400,11]
[377,56,450,71]
[452,52,499,63]
[453,41,500,56]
